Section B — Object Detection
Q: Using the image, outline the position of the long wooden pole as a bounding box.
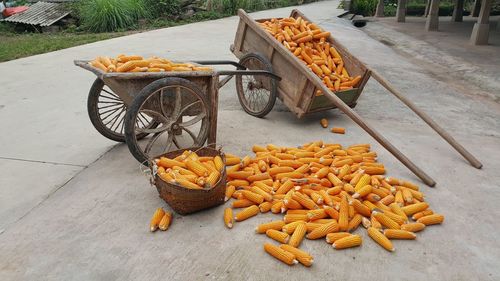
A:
[370,70,483,169]
[315,78,437,187]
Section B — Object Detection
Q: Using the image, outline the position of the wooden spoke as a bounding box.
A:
[178,111,206,128]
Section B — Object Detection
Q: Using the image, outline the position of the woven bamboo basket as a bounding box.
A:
[153,147,226,215]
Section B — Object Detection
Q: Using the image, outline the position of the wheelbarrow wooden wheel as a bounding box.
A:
[87,78,157,142]
[235,52,277,118]
[124,77,210,165]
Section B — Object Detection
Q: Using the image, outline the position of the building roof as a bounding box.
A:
[2,2,70,27]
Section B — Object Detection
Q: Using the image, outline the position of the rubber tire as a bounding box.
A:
[124,77,209,165]
[87,78,152,142]
[235,52,277,118]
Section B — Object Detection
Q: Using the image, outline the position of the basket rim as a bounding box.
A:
[152,146,226,193]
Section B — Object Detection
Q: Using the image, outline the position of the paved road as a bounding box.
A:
[1,1,499,280]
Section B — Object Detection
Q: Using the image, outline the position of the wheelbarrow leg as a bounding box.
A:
[207,76,219,148]
[370,70,482,169]
[317,83,437,187]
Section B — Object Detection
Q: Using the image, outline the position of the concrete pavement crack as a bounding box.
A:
[0,156,87,167]
[0,145,117,236]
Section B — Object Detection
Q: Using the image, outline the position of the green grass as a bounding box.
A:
[0,31,126,62]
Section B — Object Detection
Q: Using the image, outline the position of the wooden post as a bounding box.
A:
[375,0,385,17]
[425,0,440,31]
[471,0,492,45]
[396,0,407,22]
[424,0,431,16]
[315,77,436,187]
[471,0,481,17]
[451,0,464,22]
[370,70,483,169]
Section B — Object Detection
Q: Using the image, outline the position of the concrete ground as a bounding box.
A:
[1,1,500,280]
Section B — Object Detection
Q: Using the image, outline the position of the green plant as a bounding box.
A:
[143,0,182,18]
[76,0,149,32]
[351,0,377,16]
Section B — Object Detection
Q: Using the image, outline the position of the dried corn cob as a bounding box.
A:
[279,245,313,267]
[373,211,401,230]
[401,222,426,232]
[289,222,307,247]
[225,185,235,202]
[158,211,172,231]
[234,205,259,221]
[264,243,298,265]
[368,227,394,252]
[326,232,352,244]
[417,214,444,225]
[306,221,339,239]
[224,208,233,229]
[383,229,416,240]
[332,234,362,249]
[259,201,273,213]
[266,229,290,243]
[150,208,165,232]
[256,221,286,234]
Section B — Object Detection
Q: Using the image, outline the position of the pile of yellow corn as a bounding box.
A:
[259,17,361,94]
[89,55,212,73]
[222,141,444,266]
[154,151,224,190]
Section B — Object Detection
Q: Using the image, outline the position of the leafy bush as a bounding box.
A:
[76,0,149,32]
[143,0,182,18]
[207,0,313,15]
[351,0,377,16]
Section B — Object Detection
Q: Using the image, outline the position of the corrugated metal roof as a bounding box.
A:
[2,2,70,27]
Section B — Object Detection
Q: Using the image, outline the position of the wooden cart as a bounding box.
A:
[74,60,280,164]
[231,9,371,118]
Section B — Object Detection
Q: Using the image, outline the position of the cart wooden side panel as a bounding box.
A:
[232,9,371,118]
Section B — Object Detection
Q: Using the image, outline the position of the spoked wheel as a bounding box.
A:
[124,77,210,165]
[87,78,157,142]
[235,52,277,118]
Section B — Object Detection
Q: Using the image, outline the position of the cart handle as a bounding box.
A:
[217,70,281,81]
[192,60,246,69]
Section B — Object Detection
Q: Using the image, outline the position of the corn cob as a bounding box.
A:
[225,185,235,202]
[412,210,434,221]
[214,155,224,171]
[401,202,429,216]
[279,244,314,267]
[332,234,362,249]
[368,227,394,252]
[241,190,264,204]
[292,192,319,210]
[373,211,401,230]
[264,243,298,265]
[259,201,273,213]
[256,221,286,234]
[276,179,294,194]
[348,214,363,232]
[158,157,185,168]
[282,221,302,235]
[417,214,444,225]
[307,209,328,221]
[338,194,349,231]
[389,203,409,221]
[232,199,255,208]
[271,201,284,214]
[401,222,426,232]
[266,229,290,243]
[284,213,308,223]
[158,211,172,231]
[384,229,416,240]
[361,217,371,228]
[354,174,371,190]
[185,159,209,177]
[224,208,233,228]
[288,222,307,247]
[382,210,406,225]
[371,215,382,229]
[353,185,372,199]
[306,221,339,239]
[234,205,259,221]
[205,171,220,188]
[150,208,165,232]
[326,232,352,243]
[351,199,371,217]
